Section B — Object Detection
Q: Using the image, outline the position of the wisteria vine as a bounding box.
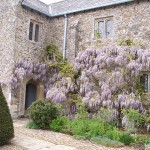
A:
[11,44,150,129]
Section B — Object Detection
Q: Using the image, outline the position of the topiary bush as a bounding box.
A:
[29,100,60,129]
[0,85,14,146]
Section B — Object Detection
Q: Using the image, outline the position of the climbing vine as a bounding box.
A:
[11,43,150,129]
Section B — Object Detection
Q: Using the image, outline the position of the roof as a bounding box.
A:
[22,0,50,17]
[22,0,135,17]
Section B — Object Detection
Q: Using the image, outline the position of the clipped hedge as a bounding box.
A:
[0,85,14,146]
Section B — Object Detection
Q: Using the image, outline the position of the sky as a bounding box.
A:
[40,0,63,4]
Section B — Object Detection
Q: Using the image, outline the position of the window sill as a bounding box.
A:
[93,37,114,41]
[28,40,41,45]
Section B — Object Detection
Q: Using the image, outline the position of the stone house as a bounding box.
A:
[0,0,149,117]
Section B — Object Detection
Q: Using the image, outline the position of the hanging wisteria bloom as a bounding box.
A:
[74,45,149,115]
[11,45,150,130]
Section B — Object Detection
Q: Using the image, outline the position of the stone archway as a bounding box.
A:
[18,78,45,116]
[25,81,37,110]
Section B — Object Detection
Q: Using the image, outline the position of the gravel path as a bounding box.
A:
[10,119,137,150]
[0,119,139,150]
[0,144,24,150]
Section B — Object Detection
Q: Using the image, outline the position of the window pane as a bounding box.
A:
[98,21,105,38]
[140,74,148,92]
[29,22,33,40]
[35,24,39,42]
[106,19,113,38]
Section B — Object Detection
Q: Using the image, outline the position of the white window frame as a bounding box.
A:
[94,16,113,39]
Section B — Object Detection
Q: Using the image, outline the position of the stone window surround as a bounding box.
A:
[28,19,42,44]
[94,16,113,39]
[18,77,45,116]
[140,71,150,93]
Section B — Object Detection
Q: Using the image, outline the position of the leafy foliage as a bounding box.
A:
[145,136,150,147]
[74,45,150,128]
[90,137,124,147]
[26,122,40,129]
[50,117,69,132]
[45,44,75,78]
[0,85,14,145]
[45,44,62,61]
[29,100,60,129]
[11,44,150,130]
[119,134,135,145]
[96,108,119,126]
[45,44,78,103]
[122,109,145,133]
[70,118,110,139]
[118,38,136,46]
[105,128,123,142]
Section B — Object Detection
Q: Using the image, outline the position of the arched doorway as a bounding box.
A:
[25,82,37,110]
[18,78,45,116]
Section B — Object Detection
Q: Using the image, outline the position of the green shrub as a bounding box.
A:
[70,118,106,139]
[120,133,135,145]
[50,117,69,132]
[123,109,145,133]
[29,100,60,129]
[105,128,135,145]
[26,122,40,129]
[135,135,148,144]
[91,137,124,147]
[70,119,89,137]
[105,128,123,141]
[86,120,106,138]
[76,103,88,119]
[73,135,87,140]
[0,85,14,145]
[145,136,150,148]
[96,108,118,126]
[118,38,136,46]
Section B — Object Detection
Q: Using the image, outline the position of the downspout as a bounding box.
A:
[63,14,68,61]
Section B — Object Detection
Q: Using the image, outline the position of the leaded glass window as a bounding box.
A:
[29,22,33,40]
[98,21,105,38]
[106,19,113,38]
[35,24,39,42]
[29,21,40,42]
[140,74,148,92]
[95,17,113,38]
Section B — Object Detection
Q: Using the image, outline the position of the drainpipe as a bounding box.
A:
[63,14,68,61]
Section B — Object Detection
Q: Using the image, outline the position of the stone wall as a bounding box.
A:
[14,2,49,62]
[46,0,150,63]
[46,17,64,55]
[0,0,19,103]
[1,0,149,116]
[11,1,50,116]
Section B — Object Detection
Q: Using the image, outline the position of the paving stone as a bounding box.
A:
[13,135,56,150]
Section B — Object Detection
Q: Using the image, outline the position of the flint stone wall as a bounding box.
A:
[0,0,20,103]
[47,0,150,63]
